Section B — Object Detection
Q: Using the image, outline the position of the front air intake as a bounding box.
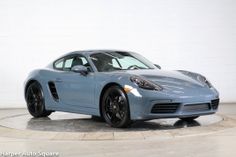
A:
[211,99,219,110]
[183,103,210,112]
[151,103,180,114]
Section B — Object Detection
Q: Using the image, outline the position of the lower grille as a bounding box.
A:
[211,99,219,110]
[183,103,210,112]
[151,103,180,114]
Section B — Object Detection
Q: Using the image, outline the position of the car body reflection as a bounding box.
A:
[26,116,202,132]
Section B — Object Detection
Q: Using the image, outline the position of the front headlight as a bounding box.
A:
[197,75,213,88]
[130,76,163,91]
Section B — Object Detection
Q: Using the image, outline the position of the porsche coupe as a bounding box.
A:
[24,50,220,128]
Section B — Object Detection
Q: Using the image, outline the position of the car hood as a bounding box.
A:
[122,69,206,89]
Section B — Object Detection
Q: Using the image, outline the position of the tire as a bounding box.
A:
[101,85,131,128]
[180,116,199,121]
[26,82,52,118]
[91,115,105,122]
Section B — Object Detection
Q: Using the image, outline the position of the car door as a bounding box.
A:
[54,55,96,110]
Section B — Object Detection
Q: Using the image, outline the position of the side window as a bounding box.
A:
[71,56,90,67]
[72,55,92,72]
[54,59,64,70]
[64,58,74,70]
[81,57,88,65]
[54,55,92,71]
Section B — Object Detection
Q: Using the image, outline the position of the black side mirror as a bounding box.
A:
[71,65,88,76]
[154,64,161,69]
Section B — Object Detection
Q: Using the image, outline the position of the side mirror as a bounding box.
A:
[71,65,88,76]
[154,64,161,69]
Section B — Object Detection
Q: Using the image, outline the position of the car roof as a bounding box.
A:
[50,49,137,67]
[64,49,135,56]
[48,50,140,69]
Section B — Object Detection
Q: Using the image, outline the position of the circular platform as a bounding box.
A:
[0,113,222,132]
[0,110,235,141]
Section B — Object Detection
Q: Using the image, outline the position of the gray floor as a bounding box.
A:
[0,110,222,132]
[0,104,236,157]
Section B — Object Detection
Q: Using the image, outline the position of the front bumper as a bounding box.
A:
[127,87,220,120]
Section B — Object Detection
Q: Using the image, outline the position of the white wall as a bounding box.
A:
[0,0,236,108]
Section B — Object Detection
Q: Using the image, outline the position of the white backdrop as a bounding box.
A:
[0,0,236,108]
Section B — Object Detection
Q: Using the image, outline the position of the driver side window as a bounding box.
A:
[54,55,92,71]
[64,58,74,71]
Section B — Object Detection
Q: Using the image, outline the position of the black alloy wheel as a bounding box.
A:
[102,86,131,128]
[26,82,52,117]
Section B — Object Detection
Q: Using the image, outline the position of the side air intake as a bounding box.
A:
[48,82,59,100]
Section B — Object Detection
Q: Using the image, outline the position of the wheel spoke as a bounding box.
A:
[115,112,122,120]
[105,96,112,112]
[118,96,124,104]
[30,87,34,95]
[34,102,38,113]
[27,93,34,105]
[28,99,35,107]
[28,87,36,109]
[110,112,118,123]
[119,111,125,118]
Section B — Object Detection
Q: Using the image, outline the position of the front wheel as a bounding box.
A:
[91,115,105,122]
[26,82,52,118]
[180,116,199,121]
[101,86,131,128]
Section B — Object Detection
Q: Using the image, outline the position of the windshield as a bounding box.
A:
[90,51,156,72]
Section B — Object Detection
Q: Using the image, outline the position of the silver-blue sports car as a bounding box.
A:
[24,50,220,128]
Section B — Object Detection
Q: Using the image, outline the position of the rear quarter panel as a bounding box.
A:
[25,68,61,110]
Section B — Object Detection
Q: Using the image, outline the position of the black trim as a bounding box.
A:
[48,81,59,101]
[151,103,180,114]
[211,99,219,110]
[183,103,210,112]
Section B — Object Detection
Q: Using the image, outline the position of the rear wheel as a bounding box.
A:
[26,82,52,117]
[101,86,131,128]
[180,116,199,121]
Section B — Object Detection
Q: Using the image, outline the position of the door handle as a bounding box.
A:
[55,78,63,83]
